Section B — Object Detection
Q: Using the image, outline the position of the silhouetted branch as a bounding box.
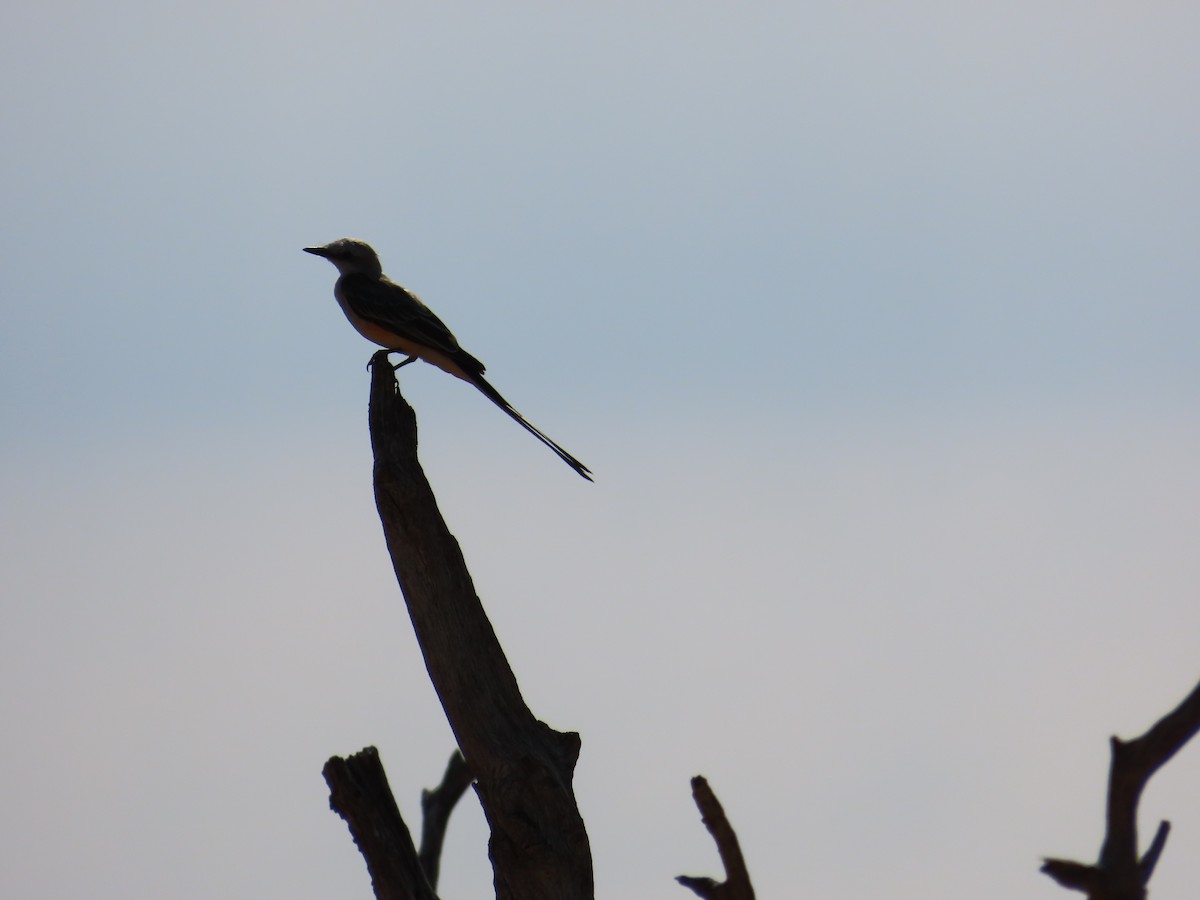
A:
[363,352,593,900]
[676,776,755,900]
[1137,820,1170,883]
[1041,858,1102,894]
[324,747,438,900]
[418,750,474,890]
[1041,676,1200,899]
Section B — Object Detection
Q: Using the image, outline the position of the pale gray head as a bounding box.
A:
[303,238,383,277]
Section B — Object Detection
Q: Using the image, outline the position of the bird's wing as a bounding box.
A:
[339,273,481,365]
[340,274,590,480]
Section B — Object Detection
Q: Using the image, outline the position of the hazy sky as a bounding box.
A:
[3,3,1200,898]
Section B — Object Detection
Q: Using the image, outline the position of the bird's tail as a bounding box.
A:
[467,372,593,482]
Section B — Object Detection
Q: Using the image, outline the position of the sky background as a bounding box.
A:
[3,2,1200,898]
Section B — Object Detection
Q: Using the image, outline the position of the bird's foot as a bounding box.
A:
[366,350,418,372]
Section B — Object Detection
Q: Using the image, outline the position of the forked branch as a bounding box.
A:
[677,776,756,900]
[418,751,474,890]
[1042,676,1200,899]
[363,354,593,900]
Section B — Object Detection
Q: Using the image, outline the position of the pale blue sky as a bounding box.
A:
[3,3,1200,898]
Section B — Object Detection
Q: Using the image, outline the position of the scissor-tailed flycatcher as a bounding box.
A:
[304,238,592,481]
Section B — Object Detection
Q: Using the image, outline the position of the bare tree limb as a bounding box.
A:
[364,352,593,900]
[1041,858,1102,894]
[676,776,755,900]
[324,747,438,900]
[1137,820,1170,884]
[418,750,474,890]
[1041,676,1200,899]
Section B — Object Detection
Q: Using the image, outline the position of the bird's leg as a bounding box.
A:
[389,353,419,370]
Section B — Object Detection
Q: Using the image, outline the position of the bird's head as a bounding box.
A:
[303,238,383,277]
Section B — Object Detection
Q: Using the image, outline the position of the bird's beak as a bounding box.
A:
[303,246,330,257]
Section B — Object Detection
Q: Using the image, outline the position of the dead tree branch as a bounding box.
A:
[358,352,592,900]
[418,750,474,890]
[1042,676,1200,899]
[677,776,756,900]
[324,747,438,900]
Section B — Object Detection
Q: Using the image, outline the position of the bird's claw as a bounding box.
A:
[366,350,418,372]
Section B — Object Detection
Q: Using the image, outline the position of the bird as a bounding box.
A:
[304,238,592,481]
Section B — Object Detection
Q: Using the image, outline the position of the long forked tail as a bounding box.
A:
[467,372,593,481]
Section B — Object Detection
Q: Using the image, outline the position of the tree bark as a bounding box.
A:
[365,352,593,900]
[324,747,439,900]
